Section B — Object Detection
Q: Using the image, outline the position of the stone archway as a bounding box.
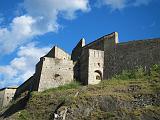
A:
[94,70,102,81]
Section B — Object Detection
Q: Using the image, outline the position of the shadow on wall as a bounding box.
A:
[0,93,30,118]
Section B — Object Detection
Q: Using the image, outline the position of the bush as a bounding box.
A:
[113,67,146,80]
[150,64,160,78]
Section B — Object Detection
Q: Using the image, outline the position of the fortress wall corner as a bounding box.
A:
[72,38,85,81]
[45,47,56,58]
[38,57,74,92]
[54,46,71,60]
[79,49,89,85]
[103,32,119,79]
[71,38,85,62]
[46,46,71,60]
[14,76,35,98]
[14,59,43,98]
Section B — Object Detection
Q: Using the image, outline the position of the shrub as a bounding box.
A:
[150,64,160,78]
[113,67,146,80]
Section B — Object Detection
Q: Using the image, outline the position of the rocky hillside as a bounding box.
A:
[0,65,160,120]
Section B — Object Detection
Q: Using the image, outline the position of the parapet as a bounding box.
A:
[45,46,71,60]
[83,32,119,51]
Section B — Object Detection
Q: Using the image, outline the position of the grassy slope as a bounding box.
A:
[1,66,160,120]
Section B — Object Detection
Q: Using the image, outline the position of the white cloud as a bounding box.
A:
[0,0,90,88]
[0,15,36,54]
[0,43,50,88]
[23,0,90,33]
[0,0,90,54]
[96,0,152,10]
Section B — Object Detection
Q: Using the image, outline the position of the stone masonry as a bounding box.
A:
[0,87,16,108]
[1,32,160,108]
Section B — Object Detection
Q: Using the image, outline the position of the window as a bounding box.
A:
[55,74,60,78]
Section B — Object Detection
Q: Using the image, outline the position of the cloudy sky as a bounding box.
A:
[0,0,160,88]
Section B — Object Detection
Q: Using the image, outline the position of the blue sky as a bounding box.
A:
[0,0,160,88]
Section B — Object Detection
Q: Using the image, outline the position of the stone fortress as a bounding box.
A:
[1,32,160,108]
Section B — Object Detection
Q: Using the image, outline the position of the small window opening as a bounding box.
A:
[55,74,60,78]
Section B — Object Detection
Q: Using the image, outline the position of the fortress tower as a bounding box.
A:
[1,32,160,108]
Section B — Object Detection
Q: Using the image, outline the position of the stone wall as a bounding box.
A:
[14,46,73,96]
[14,60,44,98]
[83,36,104,51]
[38,57,74,91]
[3,88,16,107]
[79,49,89,84]
[114,38,160,75]
[103,32,119,79]
[45,46,71,60]
[104,38,160,79]
[78,32,117,83]
[0,89,5,108]
[71,38,85,62]
[72,38,85,81]
[88,49,104,85]
[14,76,36,98]
[0,88,16,108]
[34,60,43,90]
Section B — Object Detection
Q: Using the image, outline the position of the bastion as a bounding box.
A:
[1,32,160,108]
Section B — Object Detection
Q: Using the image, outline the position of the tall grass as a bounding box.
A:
[112,65,160,81]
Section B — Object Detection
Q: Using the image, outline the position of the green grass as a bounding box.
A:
[30,81,81,97]
[2,65,160,120]
[18,110,31,120]
[42,81,81,93]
